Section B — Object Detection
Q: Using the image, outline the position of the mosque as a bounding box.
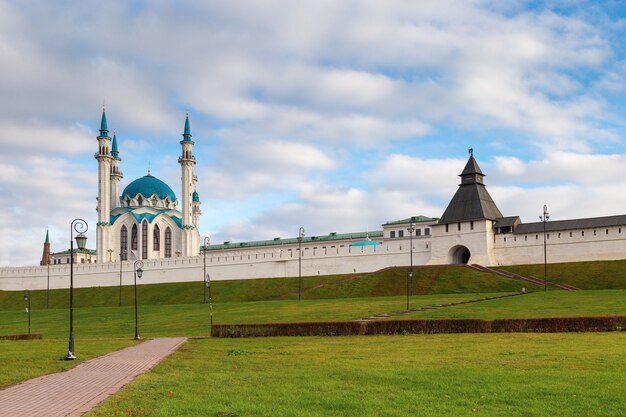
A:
[93,110,201,264]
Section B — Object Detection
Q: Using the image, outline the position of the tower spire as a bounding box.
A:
[183,112,192,141]
[111,129,119,159]
[100,108,109,137]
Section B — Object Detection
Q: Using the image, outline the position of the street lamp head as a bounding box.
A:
[75,233,88,250]
[23,292,29,301]
[299,227,305,238]
[137,267,143,279]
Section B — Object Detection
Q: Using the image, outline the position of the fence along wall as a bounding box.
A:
[0,239,431,291]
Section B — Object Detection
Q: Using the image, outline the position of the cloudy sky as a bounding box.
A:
[2,0,626,266]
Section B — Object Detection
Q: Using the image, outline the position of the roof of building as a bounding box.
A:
[514,214,626,234]
[182,113,192,141]
[52,248,97,256]
[111,132,119,159]
[382,216,438,226]
[438,154,502,223]
[122,174,177,202]
[494,216,521,228]
[203,230,384,251]
[192,191,200,202]
[100,110,108,136]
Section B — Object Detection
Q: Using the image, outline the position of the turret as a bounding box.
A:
[178,113,199,257]
[110,130,123,209]
[95,108,112,263]
[192,191,201,229]
[40,229,51,266]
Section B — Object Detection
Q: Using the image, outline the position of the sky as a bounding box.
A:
[2,0,626,266]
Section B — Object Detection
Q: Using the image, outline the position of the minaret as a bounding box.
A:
[110,130,123,209]
[40,229,51,266]
[192,191,202,229]
[178,114,198,257]
[95,109,112,263]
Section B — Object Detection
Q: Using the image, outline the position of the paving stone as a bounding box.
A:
[0,337,187,417]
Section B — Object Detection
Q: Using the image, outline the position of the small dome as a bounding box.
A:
[192,191,200,202]
[122,175,177,202]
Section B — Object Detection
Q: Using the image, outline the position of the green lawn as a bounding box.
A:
[88,333,626,417]
[0,265,545,311]
[0,339,135,389]
[2,290,625,339]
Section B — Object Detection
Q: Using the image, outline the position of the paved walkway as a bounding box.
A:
[0,337,187,417]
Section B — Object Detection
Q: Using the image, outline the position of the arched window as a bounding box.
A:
[152,196,158,206]
[153,225,160,252]
[125,197,130,207]
[165,198,170,208]
[165,227,172,258]
[131,224,138,251]
[120,226,128,260]
[137,196,143,206]
[142,221,148,259]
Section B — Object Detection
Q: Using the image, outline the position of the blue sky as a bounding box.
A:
[2,0,626,265]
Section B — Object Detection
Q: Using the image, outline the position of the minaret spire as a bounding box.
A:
[179,113,199,257]
[100,108,108,137]
[96,109,113,262]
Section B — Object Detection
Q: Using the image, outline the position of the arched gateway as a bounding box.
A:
[449,245,471,264]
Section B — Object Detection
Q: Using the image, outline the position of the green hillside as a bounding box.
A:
[0,265,540,311]
[499,259,626,289]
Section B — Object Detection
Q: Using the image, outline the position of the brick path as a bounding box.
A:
[0,337,187,417]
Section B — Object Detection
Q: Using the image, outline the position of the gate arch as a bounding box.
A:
[449,245,471,265]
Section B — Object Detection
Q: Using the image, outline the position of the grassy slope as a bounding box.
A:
[499,259,626,289]
[0,265,543,311]
[88,334,626,417]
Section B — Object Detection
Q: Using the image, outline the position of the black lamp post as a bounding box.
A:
[119,249,126,307]
[540,205,550,292]
[24,291,30,334]
[46,255,52,310]
[66,218,88,360]
[407,220,415,310]
[133,260,144,340]
[206,273,213,331]
[203,236,210,304]
[298,226,305,301]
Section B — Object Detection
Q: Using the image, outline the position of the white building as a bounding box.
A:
[94,110,201,263]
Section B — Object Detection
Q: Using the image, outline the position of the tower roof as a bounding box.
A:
[99,109,109,137]
[182,113,192,141]
[192,191,200,202]
[111,131,120,159]
[439,154,502,223]
[45,229,49,244]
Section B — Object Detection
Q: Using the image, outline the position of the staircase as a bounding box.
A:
[468,264,578,291]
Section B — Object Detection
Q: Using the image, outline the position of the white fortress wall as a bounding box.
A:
[0,237,431,291]
[493,224,626,265]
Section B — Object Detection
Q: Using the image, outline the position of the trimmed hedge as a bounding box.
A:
[212,316,626,337]
[0,333,43,340]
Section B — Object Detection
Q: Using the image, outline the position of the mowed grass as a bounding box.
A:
[2,290,625,339]
[0,338,135,389]
[0,293,508,338]
[89,333,626,417]
[0,265,544,311]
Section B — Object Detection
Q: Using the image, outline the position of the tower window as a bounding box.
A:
[120,226,128,260]
[153,225,160,251]
[165,227,172,258]
[131,224,138,251]
[470,221,474,230]
[142,221,148,259]
[457,222,461,231]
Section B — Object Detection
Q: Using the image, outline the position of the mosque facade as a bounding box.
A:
[94,110,201,263]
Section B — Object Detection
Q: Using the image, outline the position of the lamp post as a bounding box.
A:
[119,249,126,307]
[203,236,210,304]
[540,205,549,292]
[407,220,415,310]
[298,226,305,301]
[206,273,213,331]
[46,254,53,310]
[24,291,30,334]
[107,248,114,262]
[133,260,144,340]
[66,218,88,360]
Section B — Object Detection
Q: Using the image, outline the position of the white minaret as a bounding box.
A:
[95,109,112,263]
[110,130,123,209]
[178,113,199,257]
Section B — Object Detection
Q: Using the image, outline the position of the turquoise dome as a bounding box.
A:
[122,175,177,202]
[192,191,200,202]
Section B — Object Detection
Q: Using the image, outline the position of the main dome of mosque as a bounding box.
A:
[122,174,177,202]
